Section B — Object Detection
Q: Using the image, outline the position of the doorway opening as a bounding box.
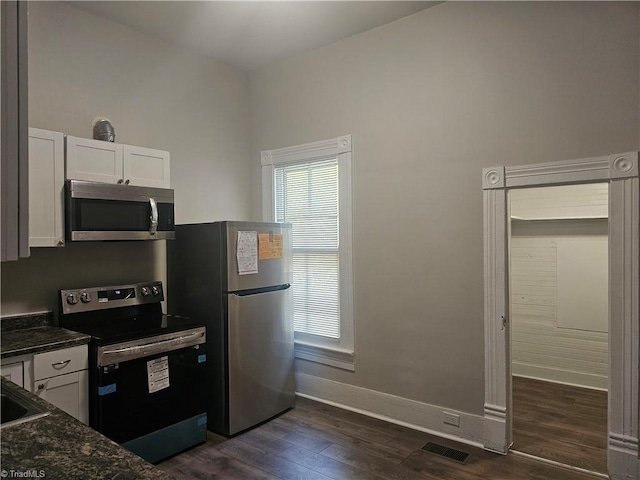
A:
[481,151,639,480]
[508,183,609,474]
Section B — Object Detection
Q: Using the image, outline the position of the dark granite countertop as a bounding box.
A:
[1,378,174,480]
[1,326,91,359]
[1,312,91,359]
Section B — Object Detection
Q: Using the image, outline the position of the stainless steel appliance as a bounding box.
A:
[58,281,206,463]
[65,180,175,241]
[167,221,295,435]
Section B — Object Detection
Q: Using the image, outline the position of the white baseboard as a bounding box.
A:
[512,362,608,390]
[510,451,609,479]
[295,372,485,449]
[609,433,639,480]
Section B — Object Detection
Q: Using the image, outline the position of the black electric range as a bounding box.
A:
[58,281,207,464]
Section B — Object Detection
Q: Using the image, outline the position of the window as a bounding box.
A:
[262,135,354,371]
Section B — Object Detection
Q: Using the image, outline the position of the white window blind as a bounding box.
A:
[275,159,340,339]
[262,134,354,371]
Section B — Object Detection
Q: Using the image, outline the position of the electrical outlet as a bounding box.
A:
[443,412,460,427]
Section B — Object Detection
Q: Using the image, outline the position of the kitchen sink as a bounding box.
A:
[1,387,50,429]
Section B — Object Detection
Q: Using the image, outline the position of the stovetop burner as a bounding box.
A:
[58,281,203,345]
[65,312,202,345]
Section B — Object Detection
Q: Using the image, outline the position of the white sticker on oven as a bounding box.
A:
[147,356,170,394]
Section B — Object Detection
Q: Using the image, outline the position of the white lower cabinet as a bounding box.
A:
[32,345,89,424]
[33,370,89,424]
[1,362,25,388]
[1,354,33,391]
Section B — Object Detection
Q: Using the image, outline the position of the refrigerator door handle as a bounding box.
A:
[230,284,291,297]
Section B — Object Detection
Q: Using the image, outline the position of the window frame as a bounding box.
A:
[262,135,354,371]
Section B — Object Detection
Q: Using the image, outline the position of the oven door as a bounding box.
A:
[92,328,207,449]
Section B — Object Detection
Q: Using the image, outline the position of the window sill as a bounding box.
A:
[294,341,355,372]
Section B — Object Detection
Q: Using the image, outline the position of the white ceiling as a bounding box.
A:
[67,1,440,71]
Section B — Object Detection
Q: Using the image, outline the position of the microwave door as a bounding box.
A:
[66,180,175,241]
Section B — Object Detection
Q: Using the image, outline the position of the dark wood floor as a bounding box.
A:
[157,396,601,480]
[512,376,608,474]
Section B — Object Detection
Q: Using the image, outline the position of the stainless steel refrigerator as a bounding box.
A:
[167,221,295,435]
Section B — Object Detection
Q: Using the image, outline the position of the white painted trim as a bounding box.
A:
[511,215,607,221]
[515,367,608,392]
[261,163,275,221]
[295,342,355,372]
[608,174,639,480]
[483,151,640,479]
[510,450,609,479]
[295,372,485,448]
[261,135,351,167]
[608,433,639,480]
[504,155,611,188]
[483,187,511,453]
[500,151,638,189]
[261,135,355,364]
[609,152,639,179]
[337,149,355,356]
[482,166,505,189]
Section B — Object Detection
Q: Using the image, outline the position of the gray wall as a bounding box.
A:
[249,1,639,414]
[2,0,638,419]
[1,1,251,316]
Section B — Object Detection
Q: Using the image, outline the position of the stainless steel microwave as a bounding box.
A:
[65,180,175,241]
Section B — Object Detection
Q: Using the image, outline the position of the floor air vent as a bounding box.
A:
[422,442,470,464]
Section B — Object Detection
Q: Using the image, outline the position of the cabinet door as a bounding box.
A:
[28,128,65,247]
[0,362,24,388]
[33,370,88,424]
[33,345,88,381]
[123,145,170,188]
[66,136,123,184]
[0,1,29,261]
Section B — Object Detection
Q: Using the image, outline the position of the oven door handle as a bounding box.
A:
[97,328,206,366]
[105,331,202,354]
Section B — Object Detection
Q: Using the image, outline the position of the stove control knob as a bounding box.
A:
[66,293,78,305]
[80,292,92,304]
[141,287,150,297]
[151,286,161,296]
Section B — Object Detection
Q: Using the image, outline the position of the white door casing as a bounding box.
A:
[482,152,639,480]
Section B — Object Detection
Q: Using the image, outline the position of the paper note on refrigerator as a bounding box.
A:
[258,233,284,260]
[236,230,258,275]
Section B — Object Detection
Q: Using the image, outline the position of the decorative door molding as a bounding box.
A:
[482,152,639,479]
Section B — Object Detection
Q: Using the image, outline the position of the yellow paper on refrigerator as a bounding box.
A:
[258,233,284,260]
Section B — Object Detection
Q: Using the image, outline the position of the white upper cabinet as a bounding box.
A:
[123,144,170,188]
[66,136,170,188]
[66,136,123,184]
[29,128,65,247]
